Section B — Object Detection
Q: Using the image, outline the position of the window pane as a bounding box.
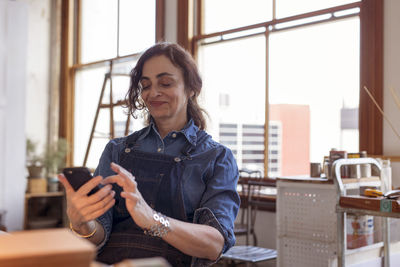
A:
[81,0,118,63]
[203,0,273,34]
[119,0,156,56]
[74,62,144,168]
[269,17,360,177]
[276,0,360,19]
[198,36,266,175]
[74,66,109,167]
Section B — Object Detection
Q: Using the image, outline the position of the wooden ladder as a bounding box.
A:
[83,64,130,166]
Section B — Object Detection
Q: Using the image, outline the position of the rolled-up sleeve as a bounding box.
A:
[191,146,240,265]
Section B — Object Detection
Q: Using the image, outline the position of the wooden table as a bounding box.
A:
[238,177,276,212]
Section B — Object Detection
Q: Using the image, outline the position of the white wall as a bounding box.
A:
[0,0,28,231]
[383,0,400,188]
[0,0,50,231]
[20,0,51,153]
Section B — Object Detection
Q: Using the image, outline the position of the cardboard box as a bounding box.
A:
[0,228,96,267]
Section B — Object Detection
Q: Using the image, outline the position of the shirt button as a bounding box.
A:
[125,148,131,153]
[172,133,177,138]
[157,148,162,152]
[174,157,181,162]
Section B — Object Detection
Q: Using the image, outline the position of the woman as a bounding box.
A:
[59,42,240,266]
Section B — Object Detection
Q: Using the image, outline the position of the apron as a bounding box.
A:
[97,132,199,266]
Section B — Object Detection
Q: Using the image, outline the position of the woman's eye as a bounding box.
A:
[161,83,171,87]
[158,77,174,88]
[140,81,151,90]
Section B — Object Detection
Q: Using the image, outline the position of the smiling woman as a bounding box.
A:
[128,42,207,132]
[59,42,240,266]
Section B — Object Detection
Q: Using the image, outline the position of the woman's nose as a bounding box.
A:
[148,86,162,97]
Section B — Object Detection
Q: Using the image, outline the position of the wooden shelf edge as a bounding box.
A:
[341,176,380,184]
[25,191,65,198]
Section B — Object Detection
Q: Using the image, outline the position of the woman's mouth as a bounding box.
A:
[149,101,166,107]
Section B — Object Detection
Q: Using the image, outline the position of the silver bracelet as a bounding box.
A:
[143,211,171,238]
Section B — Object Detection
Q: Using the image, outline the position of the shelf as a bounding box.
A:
[341,176,381,190]
[341,176,380,184]
[346,241,384,255]
[277,176,381,187]
[277,175,333,184]
[24,191,66,230]
[338,195,400,217]
[25,191,64,199]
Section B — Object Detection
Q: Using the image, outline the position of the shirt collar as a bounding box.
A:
[136,122,153,141]
[136,118,199,145]
[180,119,198,146]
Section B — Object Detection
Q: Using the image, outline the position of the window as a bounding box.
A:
[202,0,273,34]
[193,0,382,177]
[80,0,156,63]
[61,0,163,168]
[269,17,360,176]
[275,0,359,18]
[198,35,266,174]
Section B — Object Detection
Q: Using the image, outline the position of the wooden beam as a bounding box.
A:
[359,0,383,155]
[156,0,165,41]
[177,0,192,52]
[59,0,75,165]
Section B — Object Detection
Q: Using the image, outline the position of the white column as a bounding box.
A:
[0,0,28,231]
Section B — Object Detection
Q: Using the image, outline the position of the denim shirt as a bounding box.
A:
[94,119,240,264]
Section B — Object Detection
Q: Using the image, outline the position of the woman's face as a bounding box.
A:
[140,55,190,126]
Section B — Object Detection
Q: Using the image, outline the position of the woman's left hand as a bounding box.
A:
[101,162,154,229]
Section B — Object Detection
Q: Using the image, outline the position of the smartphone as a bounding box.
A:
[62,167,100,195]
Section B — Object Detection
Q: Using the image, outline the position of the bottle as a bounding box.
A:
[381,159,392,193]
[360,151,371,177]
[323,156,330,179]
[348,152,361,179]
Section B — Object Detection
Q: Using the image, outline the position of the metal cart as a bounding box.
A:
[333,157,400,267]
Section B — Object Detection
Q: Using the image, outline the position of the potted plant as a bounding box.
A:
[26,138,44,178]
[43,138,68,192]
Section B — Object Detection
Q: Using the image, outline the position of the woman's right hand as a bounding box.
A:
[58,174,115,234]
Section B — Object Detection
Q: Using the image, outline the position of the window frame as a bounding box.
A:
[185,0,383,175]
[60,0,165,165]
[60,0,383,169]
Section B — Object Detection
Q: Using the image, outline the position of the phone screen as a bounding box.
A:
[62,167,100,195]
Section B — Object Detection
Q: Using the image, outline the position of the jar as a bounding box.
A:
[360,151,371,178]
[381,159,392,193]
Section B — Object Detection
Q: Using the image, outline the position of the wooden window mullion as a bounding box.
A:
[359,0,383,155]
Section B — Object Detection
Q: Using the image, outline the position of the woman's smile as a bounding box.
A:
[149,100,167,108]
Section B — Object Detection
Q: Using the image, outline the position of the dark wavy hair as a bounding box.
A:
[126,42,207,130]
